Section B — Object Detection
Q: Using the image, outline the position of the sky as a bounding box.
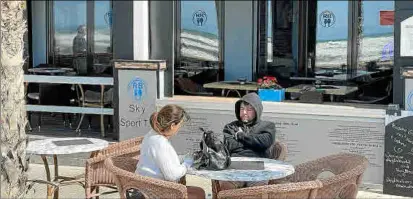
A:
[53,0,394,41]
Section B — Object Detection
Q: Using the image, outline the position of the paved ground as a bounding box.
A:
[21,164,412,199]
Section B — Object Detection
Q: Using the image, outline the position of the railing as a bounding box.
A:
[24,75,114,134]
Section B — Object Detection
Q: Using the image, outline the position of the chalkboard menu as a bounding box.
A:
[384,115,413,197]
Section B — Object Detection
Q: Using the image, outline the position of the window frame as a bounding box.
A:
[174,0,225,75]
[263,0,365,80]
[46,1,113,70]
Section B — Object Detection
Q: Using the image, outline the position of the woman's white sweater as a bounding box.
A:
[135,130,188,182]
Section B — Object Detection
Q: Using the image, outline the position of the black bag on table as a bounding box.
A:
[192,128,231,170]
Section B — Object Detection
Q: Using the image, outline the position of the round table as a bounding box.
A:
[27,137,109,199]
[187,157,295,182]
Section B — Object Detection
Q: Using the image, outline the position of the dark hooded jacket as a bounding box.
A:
[223,93,276,158]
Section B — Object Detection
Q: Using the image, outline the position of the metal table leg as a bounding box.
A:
[75,84,85,135]
[100,85,105,138]
[225,89,241,97]
[41,155,57,199]
[53,155,59,199]
[34,152,100,199]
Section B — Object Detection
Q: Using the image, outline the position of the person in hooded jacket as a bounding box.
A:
[220,92,276,189]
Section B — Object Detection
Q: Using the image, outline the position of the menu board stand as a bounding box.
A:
[113,60,166,141]
[384,106,413,197]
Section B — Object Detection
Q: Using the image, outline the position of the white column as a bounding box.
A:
[133,0,149,60]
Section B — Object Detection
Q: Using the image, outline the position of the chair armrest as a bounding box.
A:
[85,146,140,190]
[104,157,188,199]
[218,180,322,199]
[99,137,143,156]
[279,160,328,183]
[281,153,368,184]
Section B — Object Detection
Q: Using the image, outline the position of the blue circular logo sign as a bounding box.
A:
[319,10,335,28]
[127,77,147,102]
[192,10,207,26]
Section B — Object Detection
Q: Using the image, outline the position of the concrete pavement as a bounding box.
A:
[22,164,412,199]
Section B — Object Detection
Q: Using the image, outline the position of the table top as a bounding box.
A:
[204,81,258,91]
[28,67,73,74]
[285,84,358,96]
[187,157,295,181]
[290,70,376,82]
[26,137,109,155]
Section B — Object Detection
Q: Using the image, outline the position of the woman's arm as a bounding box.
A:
[152,140,188,182]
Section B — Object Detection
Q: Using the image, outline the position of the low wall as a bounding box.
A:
[157,96,387,185]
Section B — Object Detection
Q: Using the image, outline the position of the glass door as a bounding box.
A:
[49,1,112,77]
[52,1,87,71]
[92,1,113,76]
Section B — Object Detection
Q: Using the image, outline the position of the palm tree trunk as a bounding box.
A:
[0,1,29,198]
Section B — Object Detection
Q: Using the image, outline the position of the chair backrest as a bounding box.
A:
[270,141,288,161]
[104,157,188,199]
[218,180,323,199]
[317,153,368,199]
[85,136,143,198]
[292,153,368,199]
[175,77,204,94]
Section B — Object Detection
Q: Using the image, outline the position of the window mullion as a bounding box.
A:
[347,0,361,80]
[87,1,94,72]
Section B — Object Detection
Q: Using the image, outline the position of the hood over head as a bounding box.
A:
[235,93,263,125]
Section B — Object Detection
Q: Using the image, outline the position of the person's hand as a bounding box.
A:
[235,127,246,140]
[183,156,194,169]
[227,125,239,135]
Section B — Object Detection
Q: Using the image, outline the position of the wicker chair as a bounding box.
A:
[269,141,288,161]
[211,141,288,199]
[104,156,189,199]
[174,77,213,96]
[275,153,369,199]
[217,180,323,199]
[85,136,144,199]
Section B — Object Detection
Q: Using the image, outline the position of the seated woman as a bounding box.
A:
[135,104,205,199]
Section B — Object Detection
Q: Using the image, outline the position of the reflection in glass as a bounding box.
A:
[53,1,87,70]
[315,1,348,70]
[359,1,394,69]
[94,1,111,54]
[73,25,87,55]
[53,1,87,57]
[176,0,222,96]
[93,1,112,76]
[268,0,296,69]
[267,0,272,62]
[180,1,219,62]
[52,1,112,76]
